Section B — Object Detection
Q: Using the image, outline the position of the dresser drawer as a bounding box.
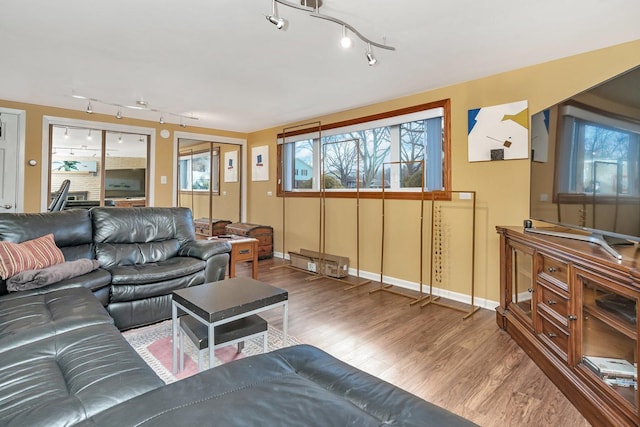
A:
[537,281,570,327]
[539,315,569,360]
[538,254,569,290]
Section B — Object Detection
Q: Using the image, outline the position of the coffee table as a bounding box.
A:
[171,277,288,372]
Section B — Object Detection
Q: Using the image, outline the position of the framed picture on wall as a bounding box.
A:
[252,145,269,181]
[468,100,529,162]
[224,150,238,182]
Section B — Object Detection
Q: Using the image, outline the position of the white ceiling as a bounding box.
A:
[2,0,640,133]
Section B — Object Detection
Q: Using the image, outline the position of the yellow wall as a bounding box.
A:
[3,40,639,305]
[0,100,246,211]
[245,39,640,305]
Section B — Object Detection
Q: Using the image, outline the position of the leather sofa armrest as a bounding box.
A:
[178,240,231,260]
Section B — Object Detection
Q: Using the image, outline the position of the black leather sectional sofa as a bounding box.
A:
[0,207,231,330]
[0,207,477,426]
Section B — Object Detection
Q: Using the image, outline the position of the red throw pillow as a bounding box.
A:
[0,234,65,280]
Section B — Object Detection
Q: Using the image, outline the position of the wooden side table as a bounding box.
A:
[209,235,259,279]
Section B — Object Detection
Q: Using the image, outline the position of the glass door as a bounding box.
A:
[508,241,534,324]
[50,125,149,209]
[50,126,102,206]
[579,268,637,413]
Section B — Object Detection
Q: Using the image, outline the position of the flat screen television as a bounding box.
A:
[528,66,640,260]
[104,168,146,199]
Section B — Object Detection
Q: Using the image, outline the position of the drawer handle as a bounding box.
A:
[568,315,577,321]
[547,267,557,273]
[239,249,250,255]
[527,287,534,293]
[547,299,556,305]
[548,332,557,338]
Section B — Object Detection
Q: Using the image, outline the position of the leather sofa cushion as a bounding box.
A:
[0,324,164,426]
[52,267,112,293]
[0,286,113,353]
[110,266,205,303]
[91,207,196,247]
[108,293,176,331]
[78,344,477,427]
[109,257,204,285]
[96,239,180,268]
[0,209,93,249]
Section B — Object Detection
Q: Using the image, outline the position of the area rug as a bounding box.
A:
[122,319,300,384]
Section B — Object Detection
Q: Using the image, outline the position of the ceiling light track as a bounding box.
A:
[71,93,199,126]
[268,0,395,65]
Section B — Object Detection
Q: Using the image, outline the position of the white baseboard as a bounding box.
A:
[273,252,498,311]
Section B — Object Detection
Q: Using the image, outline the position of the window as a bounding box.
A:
[557,105,640,198]
[278,100,450,198]
[179,149,220,193]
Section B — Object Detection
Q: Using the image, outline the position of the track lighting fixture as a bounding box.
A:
[64,128,69,139]
[87,129,92,140]
[365,43,377,66]
[266,0,286,29]
[266,0,394,64]
[340,25,352,49]
[72,93,198,126]
[118,135,123,143]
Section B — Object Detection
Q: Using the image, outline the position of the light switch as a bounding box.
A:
[160,176,167,184]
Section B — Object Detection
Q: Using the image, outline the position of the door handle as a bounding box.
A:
[2,204,12,209]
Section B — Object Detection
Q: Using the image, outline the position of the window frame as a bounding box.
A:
[276,99,451,200]
[178,147,220,194]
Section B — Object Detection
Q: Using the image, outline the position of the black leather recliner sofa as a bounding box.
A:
[0,207,231,330]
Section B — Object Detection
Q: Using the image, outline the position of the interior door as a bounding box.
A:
[0,112,19,213]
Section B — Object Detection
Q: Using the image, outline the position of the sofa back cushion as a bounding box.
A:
[92,207,196,268]
[0,210,94,261]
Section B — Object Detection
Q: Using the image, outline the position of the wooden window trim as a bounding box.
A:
[276,99,451,200]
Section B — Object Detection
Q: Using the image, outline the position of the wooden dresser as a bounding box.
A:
[496,226,640,426]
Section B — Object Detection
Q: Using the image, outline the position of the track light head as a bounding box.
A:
[266,14,285,29]
[365,44,377,66]
[115,109,122,119]
[267,0,286,29]
[87,129,92,140]
[86,101,93,114]
[159,115,165,125]
[64,128,69,139]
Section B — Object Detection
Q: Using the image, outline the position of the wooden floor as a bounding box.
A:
[241,258,591,427]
